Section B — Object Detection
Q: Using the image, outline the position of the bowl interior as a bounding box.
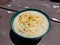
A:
[10,9,51,39]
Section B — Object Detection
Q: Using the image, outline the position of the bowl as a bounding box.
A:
[10,8,51,44]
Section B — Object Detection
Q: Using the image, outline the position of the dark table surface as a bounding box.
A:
[0,0,60,45]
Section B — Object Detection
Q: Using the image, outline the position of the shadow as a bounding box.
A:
[0,0,12,5]
[50,0,60,3]
[10,29,42,45]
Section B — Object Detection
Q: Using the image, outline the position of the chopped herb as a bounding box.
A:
[22,23,26,29]
[23,29,25,31]
[32,19,35,21]
[23,23,25,25]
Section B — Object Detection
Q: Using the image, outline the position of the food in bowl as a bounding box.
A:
[13,11,49,38]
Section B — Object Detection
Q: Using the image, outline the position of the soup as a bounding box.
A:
[13,11,49,38]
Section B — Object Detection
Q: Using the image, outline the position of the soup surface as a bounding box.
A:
[13,11,49,38]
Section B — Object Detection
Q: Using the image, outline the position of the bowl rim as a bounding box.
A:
[10,8,51,39]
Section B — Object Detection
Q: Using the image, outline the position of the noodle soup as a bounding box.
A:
[12,10,50,38]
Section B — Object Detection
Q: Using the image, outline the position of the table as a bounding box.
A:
[0,0,60,45]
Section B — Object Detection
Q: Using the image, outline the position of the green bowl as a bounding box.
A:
[10,8,51,40]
